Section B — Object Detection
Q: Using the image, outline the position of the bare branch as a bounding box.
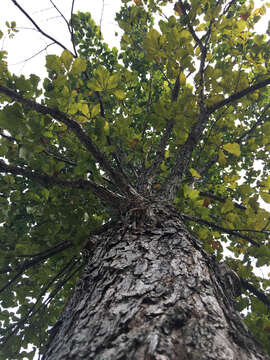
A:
[11,0,75,56]
[181,213,260,247]
[11,42,54,66]
[49,0,70,30]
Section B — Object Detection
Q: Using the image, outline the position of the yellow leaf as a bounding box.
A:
[179,72,186,85]
[70,58,87,75]
[91,103,100,117]
[61,50,73,70]
[218,149,226,165]
[107,73,121,90]
[113,89,125,99]
[87,78,103,91]
[223,143,241,157]
[79,103,89,117]
[260,192,270,204]
[190,168,201,178]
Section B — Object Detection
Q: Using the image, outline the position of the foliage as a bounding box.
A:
[0,0,270,358]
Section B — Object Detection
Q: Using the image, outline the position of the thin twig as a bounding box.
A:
[70,0,78,57]
[11,0,75,56]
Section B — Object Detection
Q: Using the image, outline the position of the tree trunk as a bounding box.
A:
[42,203,269,360]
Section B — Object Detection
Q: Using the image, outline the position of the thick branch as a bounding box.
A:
[208,77,270,114]
[0,83,129,195]
[0,159,125,205]
[0,241,73,295]
[241,278,270,308]
[199,191,246,211]
[181,213,260,247]
[164,110,209,199]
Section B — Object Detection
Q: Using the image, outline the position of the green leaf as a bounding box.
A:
[260,192,270,204]
[87,78,103,91]
[223,143,241,157]
[46,54,63,72]
[70,58,87,75]
[61,50,74,70]
[183,184,199,200]
[107,73,121,90]
[90,103,100,117]
[0,103,25,132]
[113,89,125,99]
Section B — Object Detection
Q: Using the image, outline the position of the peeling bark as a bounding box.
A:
[43,204,269,360]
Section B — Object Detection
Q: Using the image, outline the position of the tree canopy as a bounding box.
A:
[1,0,270,358]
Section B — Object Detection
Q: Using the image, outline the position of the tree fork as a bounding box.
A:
[42,203,268,360]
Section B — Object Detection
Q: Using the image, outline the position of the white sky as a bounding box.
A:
[0,0,123,76]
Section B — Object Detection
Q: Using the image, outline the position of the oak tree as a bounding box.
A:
[1,0,270,359]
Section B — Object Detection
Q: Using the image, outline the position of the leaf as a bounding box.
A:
[70,58,87,75]
[113,89,126,99]
[183,184,199,200]
[218,149,227,165]
[61,50,74,70]
[46,54,63,72]
[95,66,110,89]
[0,103,25,132]
[87,78,103,91]
[107,73,121,90]
[260,192,270,204]
[90,103,100,117]
[179,72,186,85]
[190,168,201,178]
[223,143,241,157]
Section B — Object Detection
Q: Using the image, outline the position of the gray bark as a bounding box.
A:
[42,203,269,360]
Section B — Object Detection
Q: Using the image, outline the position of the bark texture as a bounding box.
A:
[43,203,269,360]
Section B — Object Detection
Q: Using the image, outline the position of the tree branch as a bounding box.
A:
[0,83,130,195]
[11,0,75,57]
[0,158,125,205]
[181,213,260,247]
[241,278,270,308]
[1,257,81,346]
[178,1,203,51]
[236,103,270,143]
[208,77,270,114]
[199,191,247,211]
[0,240,73,295]
[164,110,209,199]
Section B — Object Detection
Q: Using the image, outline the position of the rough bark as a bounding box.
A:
[42,203,269,360]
